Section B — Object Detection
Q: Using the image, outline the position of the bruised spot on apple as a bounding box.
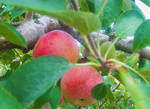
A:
[61,66,103,106]
[33,30,79,63]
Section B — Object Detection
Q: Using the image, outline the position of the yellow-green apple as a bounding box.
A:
[61,66,103,106]
[33,30,79,63]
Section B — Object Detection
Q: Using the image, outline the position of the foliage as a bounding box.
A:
[0,0,150,109]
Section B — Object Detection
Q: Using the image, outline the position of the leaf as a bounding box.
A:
[100,0,122,27]
[0,87,23,109]
[139,67,150,84]
[33,86,61,109]
[0,5,13,16]
[10,61,20,72]
[5,0,101,35]
[117,67,150,109]
[125,53,139,67]
[122,0,132,11]
[49,86,61,109]
[141,0,150,7]
[114,10,145,38]
[100,41,116,59]
[0,21,27,48]
[46,11,101,35]
[0,50,16,64]
[10,9,25,19]
[0,56,72,107]
[91,83,107,100]
[78,0,89,12]
[5,0,66,11]
[87,0,122,27]
[133,20,150,51]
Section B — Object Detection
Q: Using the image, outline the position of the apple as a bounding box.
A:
[61,66,103,106]
[33,30,79,63]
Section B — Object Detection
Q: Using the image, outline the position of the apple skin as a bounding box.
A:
[61,66,103,106]
[33,30,79,63]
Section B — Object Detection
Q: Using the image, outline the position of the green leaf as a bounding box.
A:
[141,0,150,7]
[122,0,132,11]
[0,50,16,64]
[118,67,150,109]
[125,53,139,67]
[48,86,61,109]
[5,0,66,11]
[5,0,101,35]
[33,86,61,109]
[78,0,89,12]
[133,20,150,51]
[0,5,13,16]
[0,56,72,107]
[91,83,107,100]
[100,0,122,27]
[0,87,23,109]
[114,10,145,38]
[10,9,25,19]
[100,41,116,59]
[139,67,150,84]
[87,0,122,27]
[46,11,101,35]
[0,21,27,48]
[10,61,20,72]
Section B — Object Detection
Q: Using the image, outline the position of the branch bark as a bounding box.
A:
[1,17,150,61]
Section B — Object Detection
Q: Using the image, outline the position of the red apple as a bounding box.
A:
[61,66,103,106]
[33,30,79,63]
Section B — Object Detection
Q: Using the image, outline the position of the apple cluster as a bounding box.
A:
[33,30,103,106]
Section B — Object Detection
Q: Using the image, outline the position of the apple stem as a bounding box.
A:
[87,35,110,69]
[96,31,101,56]
[75,62,101,67]
[82,35,95,56]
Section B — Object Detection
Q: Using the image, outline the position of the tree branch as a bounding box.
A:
[1,17,150,61]
[87,34,109,69]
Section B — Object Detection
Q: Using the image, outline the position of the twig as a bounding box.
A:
[108,95,123,109]
[13,49,23,62]
[112,83,120,92]
[99,98,108,109]
[87,34,109,69]
[110,59,149,84]
[99,83,121,109]
[116,95,123,103]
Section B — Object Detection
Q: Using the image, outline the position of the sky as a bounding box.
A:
[135,0,150,19]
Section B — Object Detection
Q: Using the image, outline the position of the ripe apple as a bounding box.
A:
[33,30,79,63]
[61,66,103,106]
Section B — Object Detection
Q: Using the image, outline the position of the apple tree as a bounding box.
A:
[0,0,150,109]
